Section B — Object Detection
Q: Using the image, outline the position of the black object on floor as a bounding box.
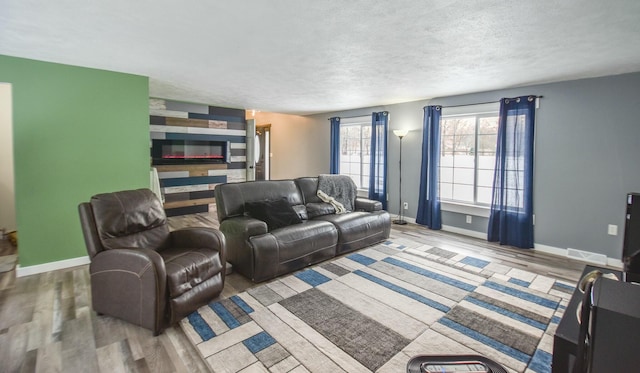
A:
[407,355,508,373]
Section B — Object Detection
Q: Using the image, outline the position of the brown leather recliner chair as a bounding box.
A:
[78,188,226,335]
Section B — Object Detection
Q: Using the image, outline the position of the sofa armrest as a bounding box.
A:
[220,216,268,237]
[219,216,268,277]
[355,198,382,212]
[89,248,167,334]
[248,234,280,282]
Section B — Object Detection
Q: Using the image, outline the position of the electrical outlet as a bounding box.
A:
[403,202,408,210]
[608,224,618,236]
[466,215,472,224]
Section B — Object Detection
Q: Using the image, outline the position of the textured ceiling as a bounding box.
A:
[1,1,640,114]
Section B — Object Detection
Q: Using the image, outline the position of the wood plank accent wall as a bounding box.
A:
[150,98,247,217]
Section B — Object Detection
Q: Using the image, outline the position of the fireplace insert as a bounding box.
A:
[151,139,230,165]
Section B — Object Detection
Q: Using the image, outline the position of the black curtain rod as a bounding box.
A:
[325,96,544,119]
[327,111,388,120]
[427,95,543,109]
[328,114,369,120]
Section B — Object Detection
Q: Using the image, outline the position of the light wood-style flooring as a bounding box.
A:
[0,209,590,372]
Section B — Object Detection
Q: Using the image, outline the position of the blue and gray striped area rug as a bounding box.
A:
[181,237,575,372]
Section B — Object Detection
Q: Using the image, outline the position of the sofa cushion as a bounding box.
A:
[306,202,336,219]
[264,220,337,263]
[314,211,391,255]
[295,177,323,204]
[215,180,303,221]
[248,220,337,282]
[245,198,302,231]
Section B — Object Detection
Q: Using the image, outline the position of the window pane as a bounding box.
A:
[505,188,524,208]
[440,182,454,200]
[454,118,475,135]
[477,134,497,154]
[505,170,524,189]
[440,135,455,153]
[453,184,474,203]
[478,154,496,169]
[479,117,499,134]
[350,175,360,189]
[362,125,371,138]
[440,120,456,136]
[453,134,475,153]
[454,154,474,168]
[453,167,474,185]
[339,123,371,190]
[438,111,498,206]
[440,166,453,183]
[343,162,355,174]
[440,154,454,167]
[477,169,494,187]
[477,187,493,204]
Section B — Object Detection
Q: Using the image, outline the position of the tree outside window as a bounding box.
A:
[439,114,499,205]
[339,122,371,189]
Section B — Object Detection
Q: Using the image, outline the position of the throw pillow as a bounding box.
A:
[245,198,302,231]
[305,202,336,219]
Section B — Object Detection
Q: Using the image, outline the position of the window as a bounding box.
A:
[339,117,371,189]
[439,109,499,206]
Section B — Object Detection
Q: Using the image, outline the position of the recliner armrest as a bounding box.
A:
[170,227,225,252]
[355,198,383,212]
[91,247,167,280]
[90,248,167,334]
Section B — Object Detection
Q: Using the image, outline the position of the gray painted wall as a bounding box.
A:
[307,71,640,260]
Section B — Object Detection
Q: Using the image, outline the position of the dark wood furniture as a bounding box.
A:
[552,265,621,373]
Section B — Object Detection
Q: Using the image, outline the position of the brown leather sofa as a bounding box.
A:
[78,189,226,335]
[214,177,390,282]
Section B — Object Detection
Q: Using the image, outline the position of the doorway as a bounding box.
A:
[0,83,17,288]
[255,124,271,180]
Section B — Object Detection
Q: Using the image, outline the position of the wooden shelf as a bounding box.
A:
[163,198,216,210]
[154,164,227,173]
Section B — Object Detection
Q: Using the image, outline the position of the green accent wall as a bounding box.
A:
[0,55,149,267]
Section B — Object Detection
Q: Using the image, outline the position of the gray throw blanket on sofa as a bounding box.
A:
[317,174,357,213]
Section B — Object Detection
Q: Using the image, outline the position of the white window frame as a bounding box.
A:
[439,103,500,218]
[338,116,371,192]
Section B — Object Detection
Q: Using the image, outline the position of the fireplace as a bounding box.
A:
[151,139,230,165]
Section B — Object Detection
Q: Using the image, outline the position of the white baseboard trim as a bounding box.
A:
[436,226,625,269]
[17,255,90,277]
[441,224,486,239]
[533,243,568,257]
[15,223,626,276]
[535,243,623,269]
[607,257,624,269]
[392,216,416,226]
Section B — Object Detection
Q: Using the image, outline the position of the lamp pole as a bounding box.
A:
[392,130,408,225]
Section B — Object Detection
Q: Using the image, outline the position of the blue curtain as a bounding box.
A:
[369,112,388,210]
[329,117,340,174]
[416,106,442,229]
[488,96,536,248]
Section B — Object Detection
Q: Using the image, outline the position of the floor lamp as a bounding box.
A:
[392,129,408,225]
